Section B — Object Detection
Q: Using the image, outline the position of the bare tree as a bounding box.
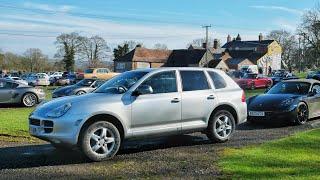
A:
[78,35,110,68]
[123,40,143,50]
[267,30,298,69]
[24,48,47,72]
[297,4,320,68]
[55,32,81,71]
[153,43,168,50]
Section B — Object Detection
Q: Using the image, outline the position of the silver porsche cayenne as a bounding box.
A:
[29,67,247,161]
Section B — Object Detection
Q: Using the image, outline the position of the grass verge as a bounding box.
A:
[219,129,320,179]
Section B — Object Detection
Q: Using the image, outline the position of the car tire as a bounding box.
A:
[76,90,86,95]
[22,93,37,107]
[206,110,236,143]
[80,121,121,161]
[295,102,309,125]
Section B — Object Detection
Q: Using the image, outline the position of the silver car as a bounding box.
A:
[0,79,46,107]
[29,68,247,161]
[52,79,105,98]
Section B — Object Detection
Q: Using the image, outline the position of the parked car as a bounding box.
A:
[307,70,320,81]
[84,68,119,80]
[49,72,63,79]
[29,68,247,161]
[56,74,77,86]
[52,79,105,98]
[247,79,320,125]
[27,73,50,86]
[235,73,273,90]
[6,76,28,85]
[270,71,299,85]
[227,70,244,79]
[0,78,45,107]
[240,65,259,74]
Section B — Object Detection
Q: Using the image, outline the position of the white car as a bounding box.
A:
[6,76,28,85]
[29,67,247,161]
[27,73,50,86]
[49,72,63,79]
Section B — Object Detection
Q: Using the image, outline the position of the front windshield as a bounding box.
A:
[95,71,148,93]
[267,82,310,95]
[76,79,95,86]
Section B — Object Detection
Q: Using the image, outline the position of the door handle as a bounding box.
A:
[171,98,180,103]
[207,95,215,100]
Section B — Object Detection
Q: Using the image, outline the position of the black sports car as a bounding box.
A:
[270,71,298,85]
[247,79,320,125]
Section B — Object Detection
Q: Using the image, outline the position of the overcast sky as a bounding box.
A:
[0,0,317,58]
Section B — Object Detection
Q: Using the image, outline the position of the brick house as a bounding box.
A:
[222,34,282,74]
[114,47,172,72]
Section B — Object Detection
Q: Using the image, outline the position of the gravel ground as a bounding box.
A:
[0,119,319,179]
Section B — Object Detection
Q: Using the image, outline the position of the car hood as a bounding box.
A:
[33,92,123,117]
[248,94,301,111]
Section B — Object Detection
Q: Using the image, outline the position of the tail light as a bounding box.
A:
[241,91,246,102]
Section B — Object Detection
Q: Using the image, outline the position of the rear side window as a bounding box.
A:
[208,71,227,89]
[180,71,209,91]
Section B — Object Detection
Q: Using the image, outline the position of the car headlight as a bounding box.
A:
[280,98,295,107]
[46,103,72,118]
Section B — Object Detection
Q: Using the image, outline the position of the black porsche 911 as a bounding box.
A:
[247,79,320,125]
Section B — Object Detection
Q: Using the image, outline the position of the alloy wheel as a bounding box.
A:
[89,127,116,156]
[215,115,233,138]
[297,104,308,124]
[23,93,37,107]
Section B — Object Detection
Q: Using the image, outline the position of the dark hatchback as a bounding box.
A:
[247,79,320,125]
[270,71,298,85]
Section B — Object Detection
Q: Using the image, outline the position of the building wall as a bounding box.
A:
[151,63,164,68]
[198,51,214,67]
[215,61,229,71]
[257,41,282,74]
[114,62,132,72]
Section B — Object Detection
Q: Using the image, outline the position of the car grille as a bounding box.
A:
[29,118,54,133]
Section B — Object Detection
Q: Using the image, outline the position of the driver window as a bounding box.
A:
[140,71,177,94]
[312,84,320,94]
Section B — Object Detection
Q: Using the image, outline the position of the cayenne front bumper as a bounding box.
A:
[29,114,84,146]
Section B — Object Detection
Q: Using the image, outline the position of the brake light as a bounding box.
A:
[241,91,246,102]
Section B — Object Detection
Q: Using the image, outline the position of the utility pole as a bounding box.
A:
[202,25,211,67]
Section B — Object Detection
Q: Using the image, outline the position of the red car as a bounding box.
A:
[235,73,272,90]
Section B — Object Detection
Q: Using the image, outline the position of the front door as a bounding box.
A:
[0,81,14,103]
[131,70,181,136]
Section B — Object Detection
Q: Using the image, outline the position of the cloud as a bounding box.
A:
[23,2,75,13]
[250,5,303,15]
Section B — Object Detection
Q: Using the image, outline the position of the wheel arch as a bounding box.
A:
[77,113,125,146]
[209,104,239,124]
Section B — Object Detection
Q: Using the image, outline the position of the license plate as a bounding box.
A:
[29,127,38,135]
[249,111,265,117]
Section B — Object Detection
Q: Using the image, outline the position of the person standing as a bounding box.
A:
[268,66,272,76]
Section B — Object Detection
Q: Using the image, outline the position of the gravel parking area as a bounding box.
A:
[0,119,319,179]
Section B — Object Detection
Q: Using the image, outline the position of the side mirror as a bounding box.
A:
[132,85,153,96]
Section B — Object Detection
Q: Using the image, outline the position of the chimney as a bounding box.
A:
[236,34,241,41]
[202,42,207,49]
[213,39,218,49]
[227,34,231,42]
[259,33,263,41]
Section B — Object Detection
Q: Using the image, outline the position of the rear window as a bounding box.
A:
[180,71,209,91]
[208,71,227,89]
[85,69,94,73]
